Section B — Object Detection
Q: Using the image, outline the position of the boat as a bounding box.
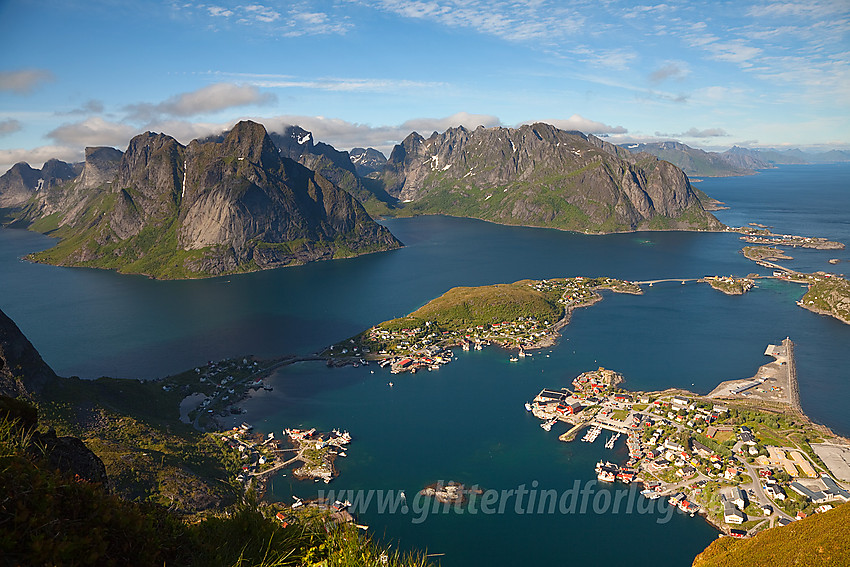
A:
[518,349,526,358]
[541,419,556,431]
[597,470,615,482]
[400,491,406,500]
[509,357,519,362]
[388,382,393,387]
[525,402,533,411]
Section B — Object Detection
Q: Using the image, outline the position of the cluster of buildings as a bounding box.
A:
[703,275,755,295]
[219,423,280,487]
[160,356,274,431]
[530,378,850,536]
[360,315,555,372]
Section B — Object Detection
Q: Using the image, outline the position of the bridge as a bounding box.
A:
[631,278,703,285]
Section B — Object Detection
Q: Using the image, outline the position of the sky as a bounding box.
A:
[1,0,848,173]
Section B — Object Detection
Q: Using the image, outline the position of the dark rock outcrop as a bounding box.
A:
[31,428,110,486]
[0,308,58,396]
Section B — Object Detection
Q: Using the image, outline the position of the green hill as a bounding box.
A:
[693,502,850,567]
[381,279,564,332]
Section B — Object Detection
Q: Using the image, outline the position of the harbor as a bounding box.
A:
[527,340,850,537]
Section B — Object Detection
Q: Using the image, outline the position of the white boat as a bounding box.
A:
[524,402,533,411]
[541,421,553,431]
[510,357,519,362]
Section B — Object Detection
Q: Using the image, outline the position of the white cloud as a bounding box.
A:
[208,6,233,17]
[0,119,22,137]
[524,114,627,135]
[367,0,584,42]
[216,72,447,93]
[0,69,55,94]
[242,4,280,23]
[0,145,83,175]
[746,1,849,19]
[47,117,138,148]
[123,83,277,121]
[571,46,638,71]
[655,127,729,138]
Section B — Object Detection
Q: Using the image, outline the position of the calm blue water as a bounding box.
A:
[0,163,848,565]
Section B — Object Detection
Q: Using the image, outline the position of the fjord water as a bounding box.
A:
[1,164,848,564]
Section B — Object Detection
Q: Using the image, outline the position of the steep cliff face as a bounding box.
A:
[8,121,400,278]
[383,123,722,232]
[78,146,123,189]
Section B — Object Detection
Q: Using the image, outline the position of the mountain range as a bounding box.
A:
[381,123,721,232]
[0,121,400,279]
[624,142,850,177]
[1,121,727,278]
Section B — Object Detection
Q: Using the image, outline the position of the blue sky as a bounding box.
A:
[1,0,848,173]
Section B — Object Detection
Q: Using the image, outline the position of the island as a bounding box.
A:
[703,276,756,295]
[730,226,845,251]
[527,338,850,538]
[325,276,643,370]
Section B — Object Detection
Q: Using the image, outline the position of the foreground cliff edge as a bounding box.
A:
[1,121,401,279]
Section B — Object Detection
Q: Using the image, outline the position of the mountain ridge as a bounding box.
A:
[1,121,401,279]
[381,123,721,233]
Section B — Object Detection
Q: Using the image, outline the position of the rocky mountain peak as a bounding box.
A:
[116,132,183,211]
[79,146,123,189]
[349,147,387,177]
[383,122,720,232]
[220,120,280,168]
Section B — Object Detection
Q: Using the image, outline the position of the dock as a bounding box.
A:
[707,338,799,409]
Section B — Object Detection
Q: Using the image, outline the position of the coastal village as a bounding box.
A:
[526,340,850,538]
[326,276,644,373]
[216,422,353,493]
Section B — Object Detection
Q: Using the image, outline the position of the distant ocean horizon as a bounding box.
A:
[1,162,848,565]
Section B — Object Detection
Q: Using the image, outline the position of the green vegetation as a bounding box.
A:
[34,374,241,511]
[382,280,564,333]
[800,276,850,324]
[704,276,754,295]
[741,246,792,261]
[2,389,433,567]
[693,502,850,567]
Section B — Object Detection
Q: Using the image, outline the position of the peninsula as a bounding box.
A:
[527,339,850,539]
[325,276,643,370]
